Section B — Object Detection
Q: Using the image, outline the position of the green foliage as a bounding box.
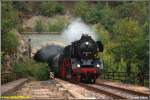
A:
[34,19,46,32]
[74,1,89,17]
[1,2,20,55]
[94,16,148,75]
[40,1,65,17]
[116,2,148,24]
[83,7,100,24]
[48,21,64,32]
[1,1,148,83]
[33,16,70,32]
[98,4,118,32]
[12,1,33,14]
[13,57,49,80]
[48,16,69,32]
[116,2,132,18]
[74,1,148,33]
[74,1,101,24]
[113,18,143,58]
[74,1,118,29]
[1,1,20,32]
[110,18,148,74]
[55,3,65,14]
[2,31,19,55]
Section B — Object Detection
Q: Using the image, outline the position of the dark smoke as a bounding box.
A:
[34,45,63,63]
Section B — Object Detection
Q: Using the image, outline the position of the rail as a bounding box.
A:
[57,78,148,99]
[97,82,149,97]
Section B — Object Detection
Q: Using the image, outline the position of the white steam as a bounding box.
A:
[61,18,96,44]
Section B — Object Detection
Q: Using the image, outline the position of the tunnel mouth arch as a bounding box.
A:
[33,43,64,63]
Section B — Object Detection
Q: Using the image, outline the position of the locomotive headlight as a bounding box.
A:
[96,64,100,68]
[85,42,89,45]
[77,64,80,68]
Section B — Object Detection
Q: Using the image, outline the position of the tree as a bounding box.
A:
[74,1,102,24]
[12,1,33,14]
[112,18,148,75]
[40,1,65,16]
[98,3,118,32]
[116,1,148,24]
[2,1,20,33]
[2,31,19,55]
[1,1,20,55]
[74,1,89,16]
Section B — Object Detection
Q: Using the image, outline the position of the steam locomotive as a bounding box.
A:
[51,34,104,83]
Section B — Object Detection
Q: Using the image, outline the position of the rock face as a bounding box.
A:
[16,30,29,60]
[2,55,12,73]
[2,30,29,73]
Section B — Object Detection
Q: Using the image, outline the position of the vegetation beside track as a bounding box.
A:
[12,56,49,80]
[1,1,149,84]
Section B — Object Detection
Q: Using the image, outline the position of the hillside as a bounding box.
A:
[1,1,149,85]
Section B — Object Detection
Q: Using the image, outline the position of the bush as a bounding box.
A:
[74,2,118,30]
[48,21,63,32]
[2,1,20,32]
[34,19,46,32]
[74,1,89,17]
[55,3,65,14]
[48,16,69,32]
[2,31,19,55]
[12,1,33,15]
[97,4,118,32]
[13,57,49,80]
[40,1,65,17]
[83,7,99,24]
[74,1,97,24]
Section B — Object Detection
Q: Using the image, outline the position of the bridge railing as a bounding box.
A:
[100,71,149,87]
[1,72,24,84]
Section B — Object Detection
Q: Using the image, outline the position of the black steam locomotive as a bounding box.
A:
[51,34,104,83]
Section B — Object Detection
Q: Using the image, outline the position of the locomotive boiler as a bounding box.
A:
[51,34,104,83]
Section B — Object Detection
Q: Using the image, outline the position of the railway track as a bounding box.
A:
[78,83,127,99]
[96,81,149,98]
[80,83,149,99]
[56,79,149,99]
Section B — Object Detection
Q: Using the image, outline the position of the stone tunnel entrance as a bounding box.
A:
[23,33,67,57]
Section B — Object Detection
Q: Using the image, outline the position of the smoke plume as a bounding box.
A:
[34,18,96,63]
[61,18,96,44]
[34,45,63,62]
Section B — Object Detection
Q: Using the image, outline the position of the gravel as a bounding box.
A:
[13,80,74,99]
[56,79,112,99]
[88,84,148,99]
